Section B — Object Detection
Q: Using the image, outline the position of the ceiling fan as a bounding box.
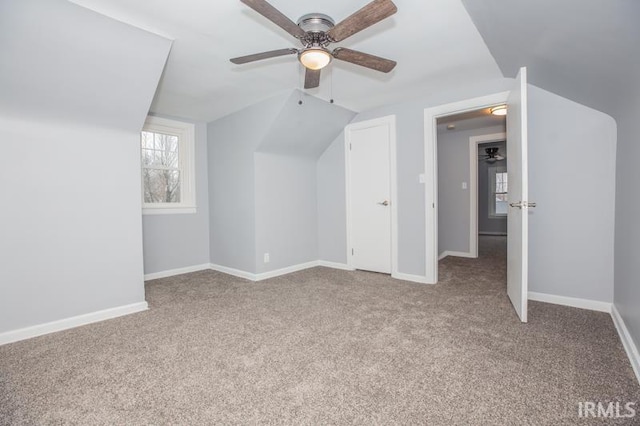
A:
[230,0,398,89]
[479,147,505,162]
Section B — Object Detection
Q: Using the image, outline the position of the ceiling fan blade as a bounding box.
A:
[240,0,306,39]
[304,68,321,89]
[230,48,298,64]
[332,48,396,73]
[327,0,397,42]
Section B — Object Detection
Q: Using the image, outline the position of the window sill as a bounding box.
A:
[143,206,197,215]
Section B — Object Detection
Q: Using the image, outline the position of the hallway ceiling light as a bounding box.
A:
[299,48,332,70]
[490,105,507,116]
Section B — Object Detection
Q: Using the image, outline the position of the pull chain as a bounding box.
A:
[329,66,334,104]
[298,65,303,105]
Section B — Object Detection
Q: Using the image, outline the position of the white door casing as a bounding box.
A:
[345,115,397,275]
[506,67,530,323]
[424,92,510,284]
[423,84,529,322]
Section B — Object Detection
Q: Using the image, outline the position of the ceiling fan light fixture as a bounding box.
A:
[299,48,332,70]
[490,105,507,116]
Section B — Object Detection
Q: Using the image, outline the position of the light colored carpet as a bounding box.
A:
[1,237,638,425]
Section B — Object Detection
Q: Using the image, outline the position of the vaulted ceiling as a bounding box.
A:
[69,0,503,122]
[462,0,640,119]
[68,0,637,123]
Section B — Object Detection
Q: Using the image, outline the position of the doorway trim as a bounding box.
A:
[345,115,398,278]
[469,132,507,258]
[424,92,509,284]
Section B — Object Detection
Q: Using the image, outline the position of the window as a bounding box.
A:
[489,166,508,218]
[141,116,196,214]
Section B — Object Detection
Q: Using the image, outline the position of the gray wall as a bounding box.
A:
[255,153,318,273]
[461,0,640,350]
[207,93,289,273]
[437,125,506,255]
[316,79,515,273]
[317,132,348,264]
[142,117,210,275]
[478,141,508,235]
[208,90,353,274]
[0,0,170,333]
[253,92,353,273]
[316,81,617,304]
[528,86,616,302]
[613,90,640,352]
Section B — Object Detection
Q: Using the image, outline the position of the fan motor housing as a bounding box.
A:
[297,13,335,33]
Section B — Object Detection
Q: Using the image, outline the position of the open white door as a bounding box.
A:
[506,67,531,323]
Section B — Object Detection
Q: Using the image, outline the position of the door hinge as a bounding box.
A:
[351,248,354,255]
[349,143,352,151]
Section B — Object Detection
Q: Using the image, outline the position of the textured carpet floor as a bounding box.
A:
[1,237,638,425]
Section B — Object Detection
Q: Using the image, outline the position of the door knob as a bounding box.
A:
[509,201,536,209]
[378,200,389,206]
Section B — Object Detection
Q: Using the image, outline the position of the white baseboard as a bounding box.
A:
[209,263,257,281]
[144,263,211,281]
[255,261,320,281]
[479,232,507,236]
[438,250,476,260]
[392,272,434,284]
[611,305,640,384]
[318,260,355,271]
[0,302,148,346]
[528,291,612,313]
[210,261,324,281]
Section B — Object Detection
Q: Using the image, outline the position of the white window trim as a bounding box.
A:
[488,165,507,219]
[141,116,196,215]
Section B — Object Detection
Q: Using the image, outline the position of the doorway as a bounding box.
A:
[473,136,508,255]
[345,115,398,275]
[435,111,506,261]
[424,67,531,322]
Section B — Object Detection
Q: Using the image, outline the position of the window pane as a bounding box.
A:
[143,169,181,203]
[154,150,165,167]
[163,149,179,168]
[141,149,154,166]
[153,132,177,151]
[167,135,179,152]
[495,196,508,215]
[141,131,154,149]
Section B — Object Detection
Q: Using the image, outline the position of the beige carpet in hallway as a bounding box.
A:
[1,237,638,424]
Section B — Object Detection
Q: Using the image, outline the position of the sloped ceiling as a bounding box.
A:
[0,0,171,132]
[69,0,503,122]
[462,0,640,118]
[257,91,356,158]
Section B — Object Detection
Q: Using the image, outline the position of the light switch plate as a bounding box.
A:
[419,174,426,184]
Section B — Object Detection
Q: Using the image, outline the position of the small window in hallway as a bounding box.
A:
[489,167,507,217]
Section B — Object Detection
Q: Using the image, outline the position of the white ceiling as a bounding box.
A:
[437,109,505,133]
[69,0,503,122]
